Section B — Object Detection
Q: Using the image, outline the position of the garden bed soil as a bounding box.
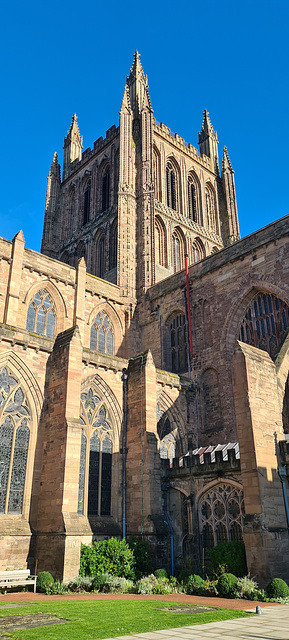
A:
[0,592,279,610]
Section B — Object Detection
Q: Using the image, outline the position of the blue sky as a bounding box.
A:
[1,0,288,252]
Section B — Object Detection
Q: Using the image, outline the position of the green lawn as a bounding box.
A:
[0,599,252,640]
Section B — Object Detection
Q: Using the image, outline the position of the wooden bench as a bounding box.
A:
[0,569,37,592]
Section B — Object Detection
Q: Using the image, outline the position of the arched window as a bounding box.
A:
[153,146,161,201]
[172,228,185,273]
[199,484,244,550]
[101,166,110,212]
[155,216,167,267]
[26,290,56,338]
[167,313,187,373]
[90,311,114,355]
[109,219,117,270]
[205,184,217,232]
[156,407,176,462]
[191,238,205,264]
[239,292,289,360]
[166,161,177,210]
[78,389,112,517]
[83,180,91,225]
[188,176,198,222]
[211,246,219,254]
[0,367,31,514]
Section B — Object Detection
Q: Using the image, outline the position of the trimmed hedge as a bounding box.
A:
[266,578,289,599]
[217,573,238,598]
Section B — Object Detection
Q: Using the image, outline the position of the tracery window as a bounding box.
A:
[78,388,112,517]
[83,180,91,225]
[239,292,289,360]
[168,313,187,373]
[191,238,205,264]
[26,290,56,338]
[101,167,110,212]
[0,367,31,514]
[166,162,177,210]
[90,311,114,355]
[109,219,117,270]
[95,233,105,278]
[199,484,244,549]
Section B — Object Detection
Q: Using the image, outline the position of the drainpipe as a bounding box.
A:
[162,483,174,576]
[122,369,128,539]
[278,465,289,532]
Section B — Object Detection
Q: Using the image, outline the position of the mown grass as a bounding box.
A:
[0,599,252,640]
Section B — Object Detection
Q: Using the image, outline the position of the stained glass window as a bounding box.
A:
[90,312,114,355]
[0,368,31,514]
[26,290,56,338]
[199,484,244,550]
[239,292,289,360]
[168,313,187,373]
[78,387,113,517]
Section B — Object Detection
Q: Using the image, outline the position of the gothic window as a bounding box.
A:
[90,311,114,355]
[199,484,245,550]
[83,180,91,225]
[172,229,185,272]
[0,367,31,514]
[109,219,117,270]
[167,313,187,373]
[211,246,219,254]
[26,290,56,338]
[101,167,110,212]
[155,216,167,267]
[201,368,222,433]
[156,405,176,462]
[95,233,105,278]
[166,162,177,210]
[153,147,161,201]
[188,177,197,221]
[191,238,205,264]
[205,184,217,232]
[239,292,289,360]
[78,388,113,516]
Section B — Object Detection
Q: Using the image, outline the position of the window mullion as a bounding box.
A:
[4,421,16,514]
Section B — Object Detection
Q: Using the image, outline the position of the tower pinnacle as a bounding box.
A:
[198,109,219,173]
[63,114,83,181]
[126,51,151,116]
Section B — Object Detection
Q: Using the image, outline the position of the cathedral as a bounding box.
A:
[1,52,289,586]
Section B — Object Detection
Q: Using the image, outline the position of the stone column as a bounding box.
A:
[232,341,289,585]
[4,230,25,325]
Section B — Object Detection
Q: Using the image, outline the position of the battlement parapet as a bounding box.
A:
[162,443,240,477]
[153,120,211,170]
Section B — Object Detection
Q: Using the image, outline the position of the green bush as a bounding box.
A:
[128,537,152,579]
[186,574,206,595]
[136,574,158,594]
[266,578,289,599]
[154,568,168,579]
[92,573,134,593]
[80,537,135,579]
[68,576,93,592]
[235,575,258,600]
[217,572,238,598]
[36,571,54,594]
[210,541,247,578]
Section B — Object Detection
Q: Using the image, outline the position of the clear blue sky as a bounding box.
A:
[1,0,288,252]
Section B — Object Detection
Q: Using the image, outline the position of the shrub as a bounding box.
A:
[92,573,134,593]
[266,578,289,599]
[36,571,54,594]
[154,568,168,579]
[235,575,258,600]
[136,574,158,594]
[128,537,152,579]
[80,537,135,579]
[186,574,206,595]
[68,576,93,592]
[217,572,238,598]
[210,541,247,578]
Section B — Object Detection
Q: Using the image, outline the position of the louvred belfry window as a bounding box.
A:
[0,367,31,514]
[188,179,197,221]
[239,292,289,360]
[101,167,110,212]
[26,290,56,338]
[77,388,112,517]
[166,162,177,210]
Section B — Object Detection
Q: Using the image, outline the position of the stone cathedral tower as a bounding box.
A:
[41,51,239,303]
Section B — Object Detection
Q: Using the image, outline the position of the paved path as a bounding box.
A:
[103,605,289,640]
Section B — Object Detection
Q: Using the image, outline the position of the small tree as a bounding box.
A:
[80,537,135,579]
